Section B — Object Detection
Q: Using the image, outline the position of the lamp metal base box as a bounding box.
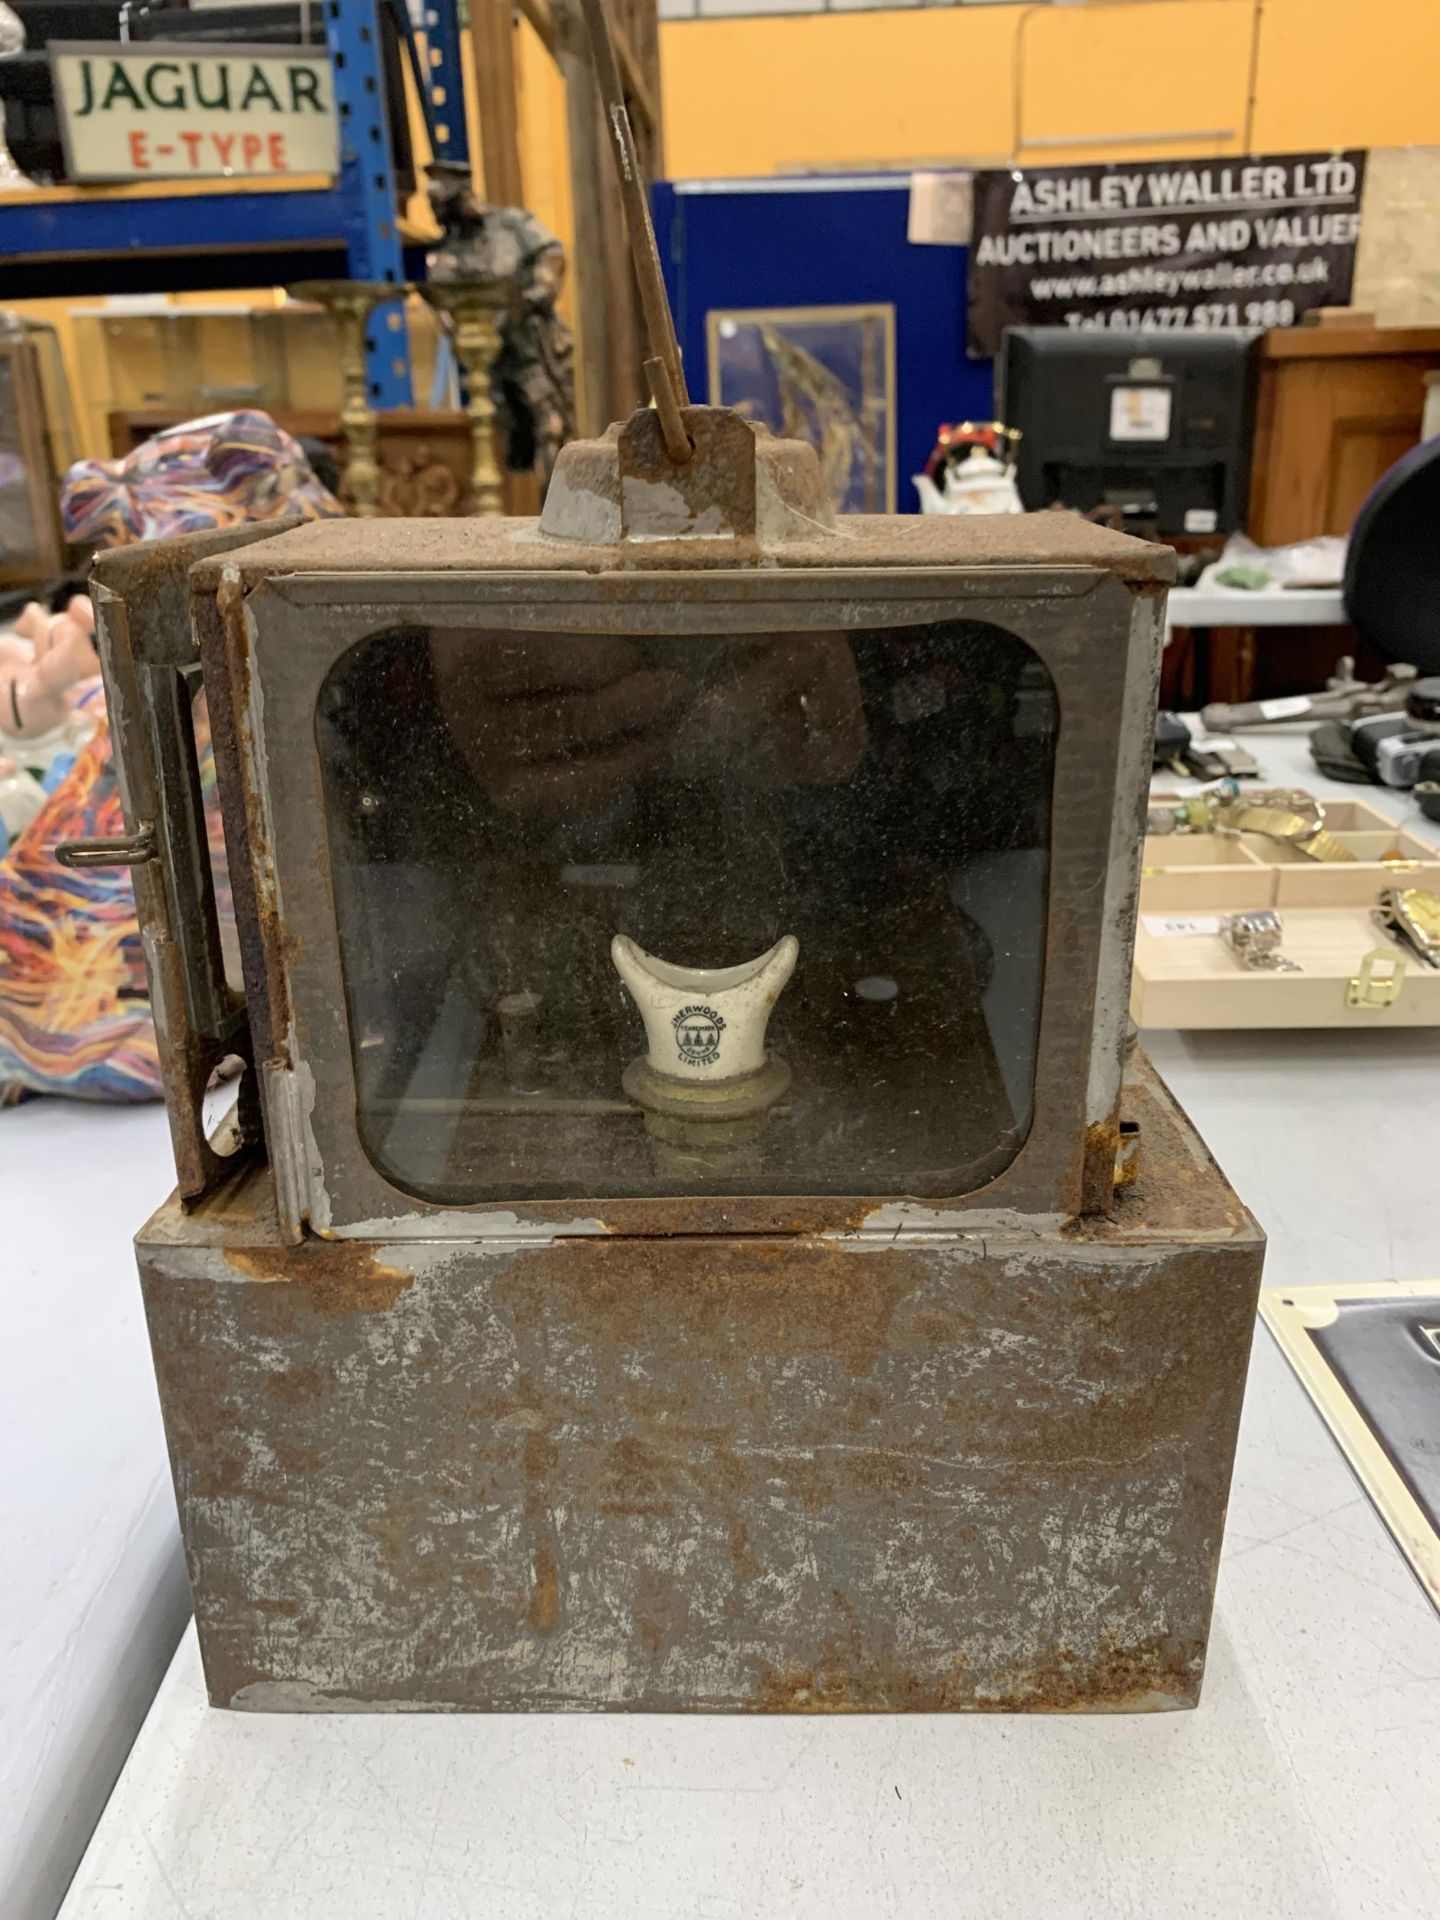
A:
[139,1058,1262,1714]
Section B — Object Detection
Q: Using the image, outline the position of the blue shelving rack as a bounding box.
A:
[0,0,457,404]
[419,0,469,168]
[327,0,412,406]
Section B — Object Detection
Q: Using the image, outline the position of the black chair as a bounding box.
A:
[1344,432,1440,678]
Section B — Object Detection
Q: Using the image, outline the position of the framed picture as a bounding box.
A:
[705,303,896,515]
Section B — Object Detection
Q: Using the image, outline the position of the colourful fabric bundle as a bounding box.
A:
[0,688,161,1104]
[62,407,343,546]
[0,410,339,1103]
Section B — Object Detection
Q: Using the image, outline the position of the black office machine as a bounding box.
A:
[1000,326,1258,539]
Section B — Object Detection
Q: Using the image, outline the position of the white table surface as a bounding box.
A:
[52,726,1440,1920]
[0,1099,189,1920]
[1166,585,1347,629]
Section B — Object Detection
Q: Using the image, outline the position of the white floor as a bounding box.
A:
[13,726,1440,1919]
[0,1099,188,1920]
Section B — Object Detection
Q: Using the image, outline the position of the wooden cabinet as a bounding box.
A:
[1249,326,1440,544]
[1189,325,1440,705]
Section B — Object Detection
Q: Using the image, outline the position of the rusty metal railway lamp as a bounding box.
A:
[70,0,1262,1714]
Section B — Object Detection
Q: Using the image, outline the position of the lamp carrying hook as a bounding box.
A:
[577,0,693,463]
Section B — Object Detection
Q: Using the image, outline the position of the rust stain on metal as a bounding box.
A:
[264,1362,328,1408]
[224,1244,413,1317]
[989,1636,1203,1713]
[515,1234,922,1381]
[1107,1057,1253,1237]
[1081,1115,1122,1216]
[752,1633,1198,1714]
[1114,1120,1142,1192]
[272,1437,326,1474]
[519,1424,563,1637]
[528,1545,560,1637]
[361,1487,429,1586]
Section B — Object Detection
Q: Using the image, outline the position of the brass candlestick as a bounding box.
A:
[417,278,511,517]
[287,281,400,517]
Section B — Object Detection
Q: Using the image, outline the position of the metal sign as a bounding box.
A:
[967,150,1366,358]
[49,41,338,183]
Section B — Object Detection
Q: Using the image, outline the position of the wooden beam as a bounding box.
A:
[470,0,525,206]
[579,0,675,408]
[557,15,615,434]
[612,21,659,137]
[549,0,661,431]
[531,0,656,136]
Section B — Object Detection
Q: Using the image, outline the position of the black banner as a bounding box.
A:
[967,150,1366,358]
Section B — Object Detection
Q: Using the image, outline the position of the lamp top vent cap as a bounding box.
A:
[538,403,839,556]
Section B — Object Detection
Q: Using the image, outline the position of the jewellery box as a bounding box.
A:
[1136,791,1440,1026]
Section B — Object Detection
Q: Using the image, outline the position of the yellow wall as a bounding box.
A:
[513,15,577,330]
[1250,0,1440,152]
[661,8,1020,178]
[660,0,1440,181]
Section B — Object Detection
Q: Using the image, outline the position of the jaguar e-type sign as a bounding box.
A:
[50,42,338,182]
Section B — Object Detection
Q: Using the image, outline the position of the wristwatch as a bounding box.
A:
[1147,782,1355,862]
[1223,800,1355,864]
[1375,887,1440,969]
